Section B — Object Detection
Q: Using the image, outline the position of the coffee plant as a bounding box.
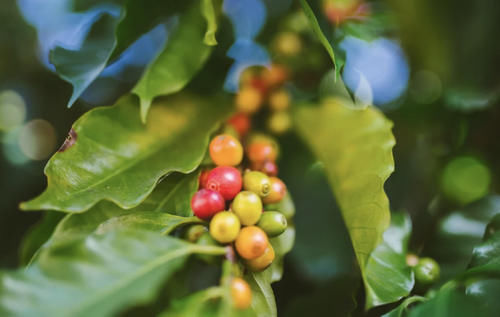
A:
[1,0,499,316]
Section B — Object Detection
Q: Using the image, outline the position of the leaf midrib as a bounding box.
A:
[62,245,192,316]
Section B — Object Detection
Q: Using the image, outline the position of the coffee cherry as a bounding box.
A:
[246,244,275,272]
[263,177,287,204]
[251,160,278,177]
[227,113,251,138]
[191,189,225,220]
[206,166,242,200]
[262,64,288,87]
[243,171,271,197]
[273,31,302,57]
[267,111,291,135]
[232,191,263,226]
[209,134,243,166]
[257,212,287,237]
[246,142,278,164]
[199,169,211,189]
[196,232,220,264]
[209,211,241,243]
[269,89,290,111]
[236,86,262,114]
[184,224,207,242]
[414,257,440,285]
[231,277,252,309]
[235,226,269,260]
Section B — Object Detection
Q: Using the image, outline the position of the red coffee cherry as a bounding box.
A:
[199,169,211,189]
[227,113,251,138]
[251,160,278,177]
[191,189,225,220]
[205,166,242,200]
[263,177,287,204]
[209,134,243,166]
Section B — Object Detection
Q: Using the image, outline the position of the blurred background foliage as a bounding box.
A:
[1,0,500,315]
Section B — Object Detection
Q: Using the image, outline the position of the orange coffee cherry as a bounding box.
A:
[231,277,252,309]
[263,177,287,204]
[209,134,243,166]
[245,244,275,272]
[235,226,269,260]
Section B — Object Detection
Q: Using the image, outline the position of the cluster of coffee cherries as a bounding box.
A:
[235,64,292,135]
[188,130,290,309]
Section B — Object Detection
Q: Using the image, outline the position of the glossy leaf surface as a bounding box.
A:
[21,95,229,213]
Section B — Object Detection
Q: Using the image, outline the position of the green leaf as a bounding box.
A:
[95,211,201,235]
[365,213,415,308]
[294,98,395,308]
[382,296,427,317]
[160,287,225,317]
[428,196,500,281]
[25,171,202,264]
[245,270,277,317]
[19,212,64,265]
[407,287,487,317]
[133,2,214,122]
[268,226,295,282]
[50,13,120,107]
[202,0,218,46]
[464,214,500,278]
[21,94,230,213]
[109,1,191,60]
[0,229,226,317]
[298,0,338,79]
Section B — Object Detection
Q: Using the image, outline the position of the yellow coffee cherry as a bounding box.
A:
[236,86,263,114]
[209,211,241,243]
[267,111,291,135]
[269,89,290,111]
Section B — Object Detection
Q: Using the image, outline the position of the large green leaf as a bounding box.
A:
[109,0,191,60]
[19,212,64,265]
[365,213,414,308]
[95,211,201,235]
[294,98,395,308]
[50,13,120,107]
[245,270,277,317]
[21,95,230,213]
[26,171,201,264]
[133,1,213,121]
[298,0,338,79]
[0,229,226,317]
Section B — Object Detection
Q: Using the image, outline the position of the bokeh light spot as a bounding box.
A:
[441,156,491,205]
[0,90,27,131]
[409,70,442,104]
[18,119,57,160]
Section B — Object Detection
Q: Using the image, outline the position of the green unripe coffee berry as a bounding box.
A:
[184,224,207,242]
[232,191,263,226]
[209,211,241,243]
[265,192,295,220]
[196,232,220,263]
[414,257,440,285]
[257,211,287,237]
[243,171,271,197]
